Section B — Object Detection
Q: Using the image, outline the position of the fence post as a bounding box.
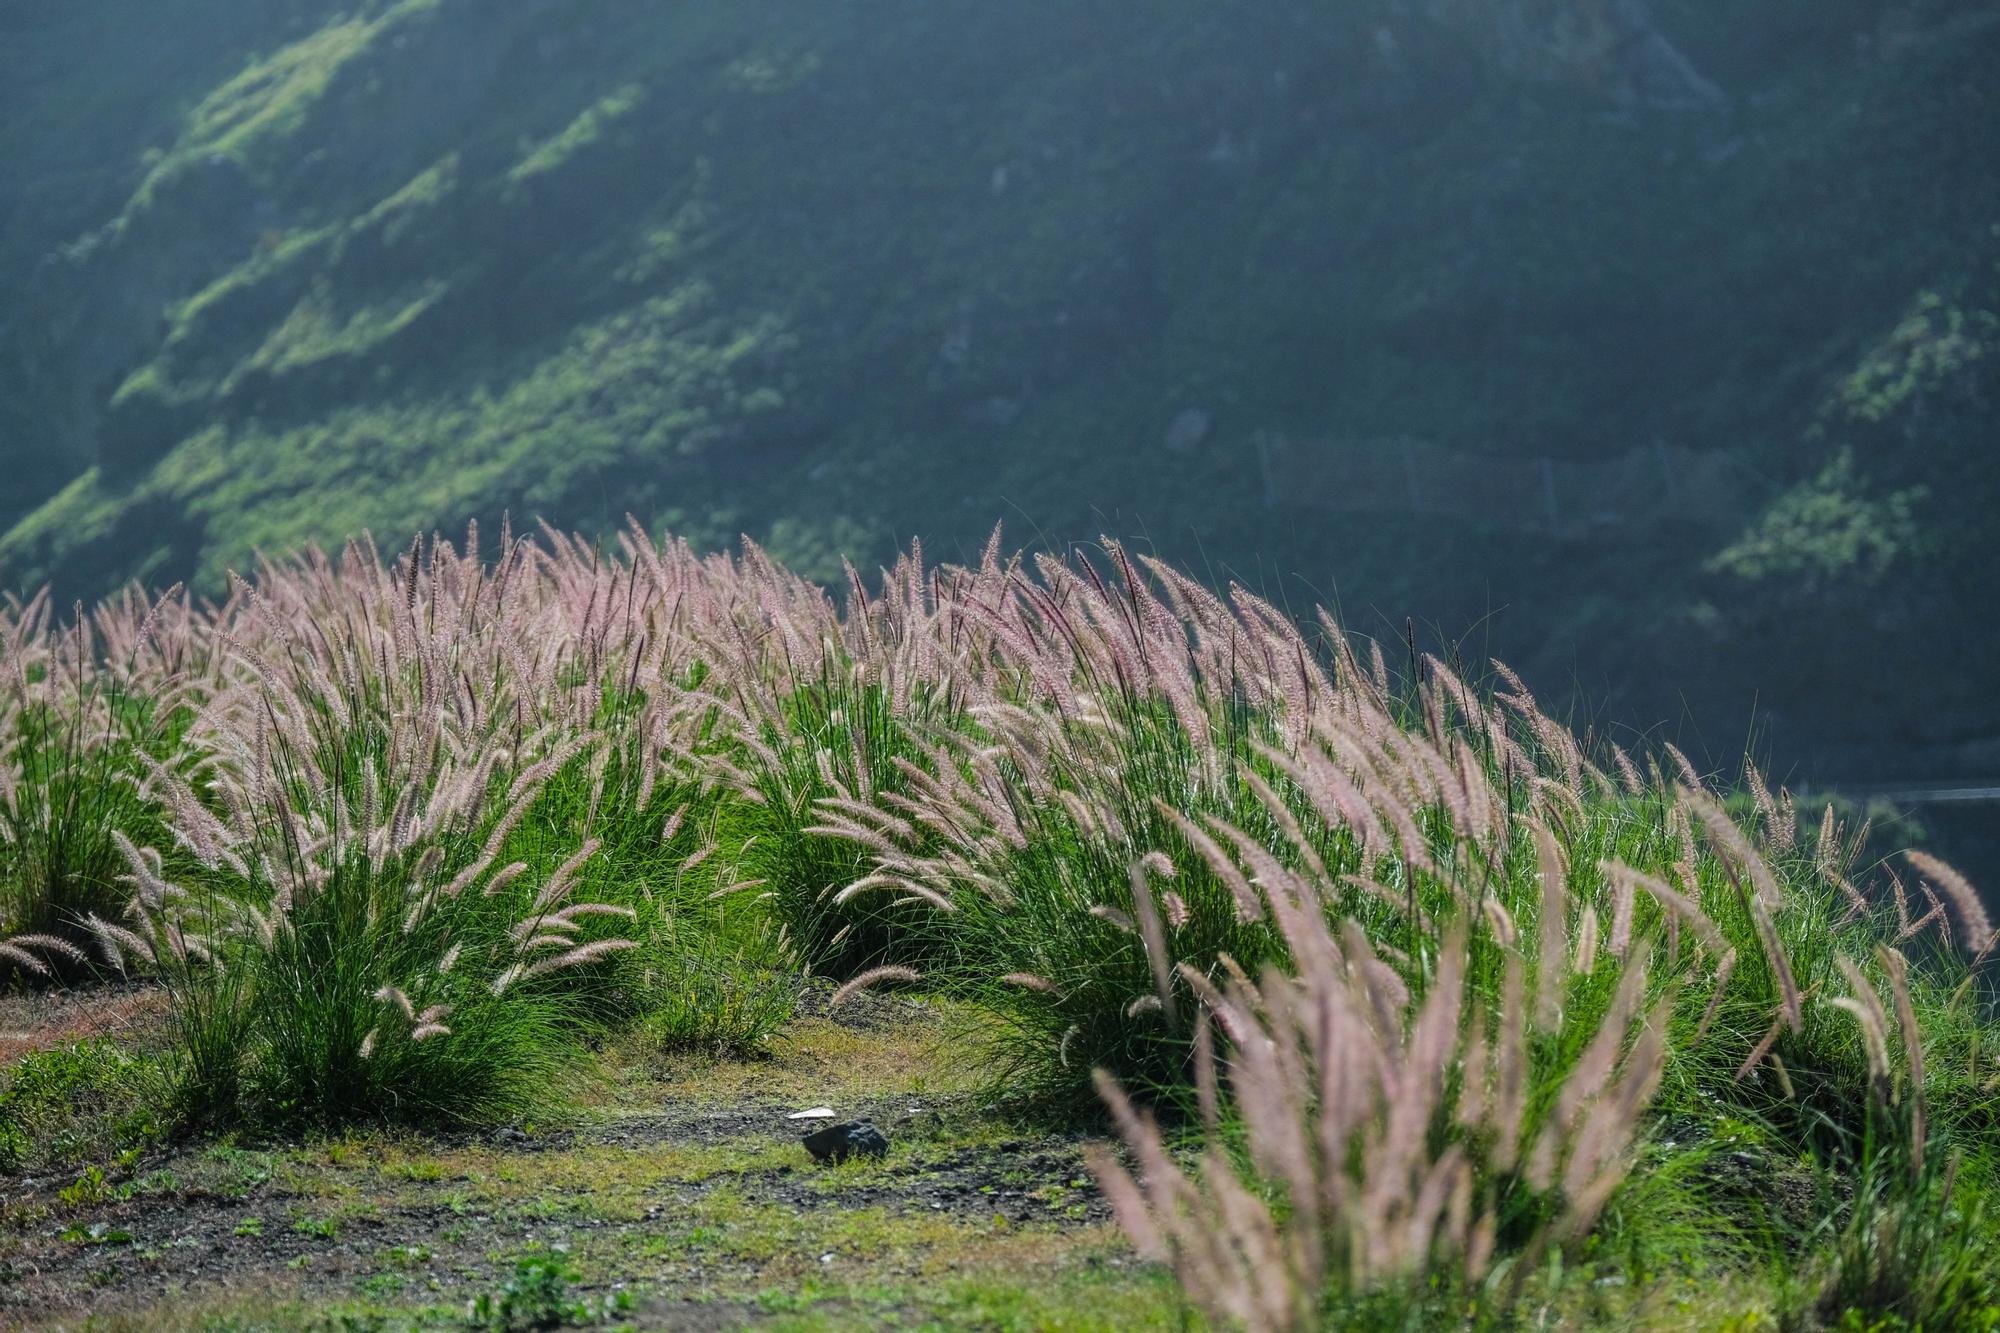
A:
[1256,432,1277,509]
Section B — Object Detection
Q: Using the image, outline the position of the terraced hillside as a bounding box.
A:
[2,0,1997,806]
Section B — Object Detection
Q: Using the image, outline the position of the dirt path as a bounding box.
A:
[0,994,1177,1331]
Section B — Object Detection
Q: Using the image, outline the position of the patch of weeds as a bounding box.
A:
[332,1317,394,1333]
[751,1280,832,1315]
[358,1271,405,1299]
[1808,1140,2000,1333]
[643,951,801,1057]
[234,1216,264,1237]
[465,1250,632,1330]
[58,1164,111,1206]
[61,1221,135,1246]
[0,1196,49,1232]
[383,1242,434,1269]
[201,1143,276,1198]
[0,1039,160,1172]
[123,1167,179,1197]
[755,1267,1189,1331]
[293,1213,343,1240]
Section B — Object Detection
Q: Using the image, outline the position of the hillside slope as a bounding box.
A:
[2,0,1997,794]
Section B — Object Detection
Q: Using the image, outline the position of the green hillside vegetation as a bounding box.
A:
[0,528,1997,1328]
[3,0,1998,795]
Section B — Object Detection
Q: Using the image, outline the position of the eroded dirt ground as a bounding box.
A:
[0,990,1180,1331]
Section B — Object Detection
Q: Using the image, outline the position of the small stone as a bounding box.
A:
[802,1120,890,1165]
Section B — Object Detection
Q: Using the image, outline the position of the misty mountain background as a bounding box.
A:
[3,0,1996,878]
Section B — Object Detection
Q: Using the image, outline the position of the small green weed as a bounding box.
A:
[293,1214,342,1240]
[58,1165,110,1207]
[60,1221,134,1246]
[465,1251,632,1330]
[202,1143,276,1199]
[123,1167,177,1197]
[384,1242,433,1268]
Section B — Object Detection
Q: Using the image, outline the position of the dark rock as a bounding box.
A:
[801,1120,889,1165]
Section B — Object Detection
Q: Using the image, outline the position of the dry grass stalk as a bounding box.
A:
[1904,851,1993,957]
[830,964,921,1007]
